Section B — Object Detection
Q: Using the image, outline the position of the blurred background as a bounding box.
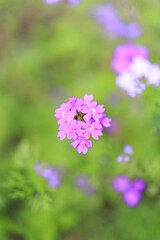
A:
[0,0,160,239]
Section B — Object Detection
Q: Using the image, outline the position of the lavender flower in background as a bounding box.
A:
[43,0,62,4]
[48,170,61,188]
[76,176,88,188]
[54,94,112,154]
[125,23,142,39]
[113,175,147,207]
[93,3,125,38]
[111,43,149,74]
[116,154,124,163]
[43,0,81,5]
[116,144,133,162]
[68,0,81,6]
[82,184,96,195]
[124,156,130,162]
[34,163,61,188]
[93,4,142,39]
[34,163,43,176]
[123,145,133,155]
[75,175,96,195]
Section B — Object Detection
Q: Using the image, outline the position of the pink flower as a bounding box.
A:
[54,94,111,154]
[111,43,149,74]
[84,122,103,140]
[83,102,105,122]
[71,137,92,154]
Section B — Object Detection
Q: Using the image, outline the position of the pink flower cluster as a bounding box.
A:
[54,94,112,154]
[111,43,149,74]
[111,43,160,97]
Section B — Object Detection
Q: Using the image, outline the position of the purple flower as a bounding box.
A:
[125,23,142,39]
[124,156,130,162]
[34,163,43,175]
[113,175,147,208]
[112,175,131,193]
[83,184,96,195]
[43,0,81,5]
[43,0,62,4]
[34,163,61,188]
[48,170,61,188]
[123,189,142,207]
[54,94,111,154]
[68,0,81,6]
[123,145,133,155]
[116,154,124,163]
[76,176,88,188]
[93,4,124,38]
[75,175,96,195]
[132,179,147,192]
[116,145,134,163]
[41,168,53,179]
[111,43,149,74]
[93,4,142,39]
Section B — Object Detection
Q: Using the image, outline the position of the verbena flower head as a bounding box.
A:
[116,57,160,97]
[93,4,141,39]
[111,43,149,74]
[34,163,61,188]
[54,94,112,154]
[113,175,147,207]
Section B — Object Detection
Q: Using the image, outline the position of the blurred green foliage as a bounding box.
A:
[0,0,160,239]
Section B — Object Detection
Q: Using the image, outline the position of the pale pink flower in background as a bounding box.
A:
[111,43,149,74]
